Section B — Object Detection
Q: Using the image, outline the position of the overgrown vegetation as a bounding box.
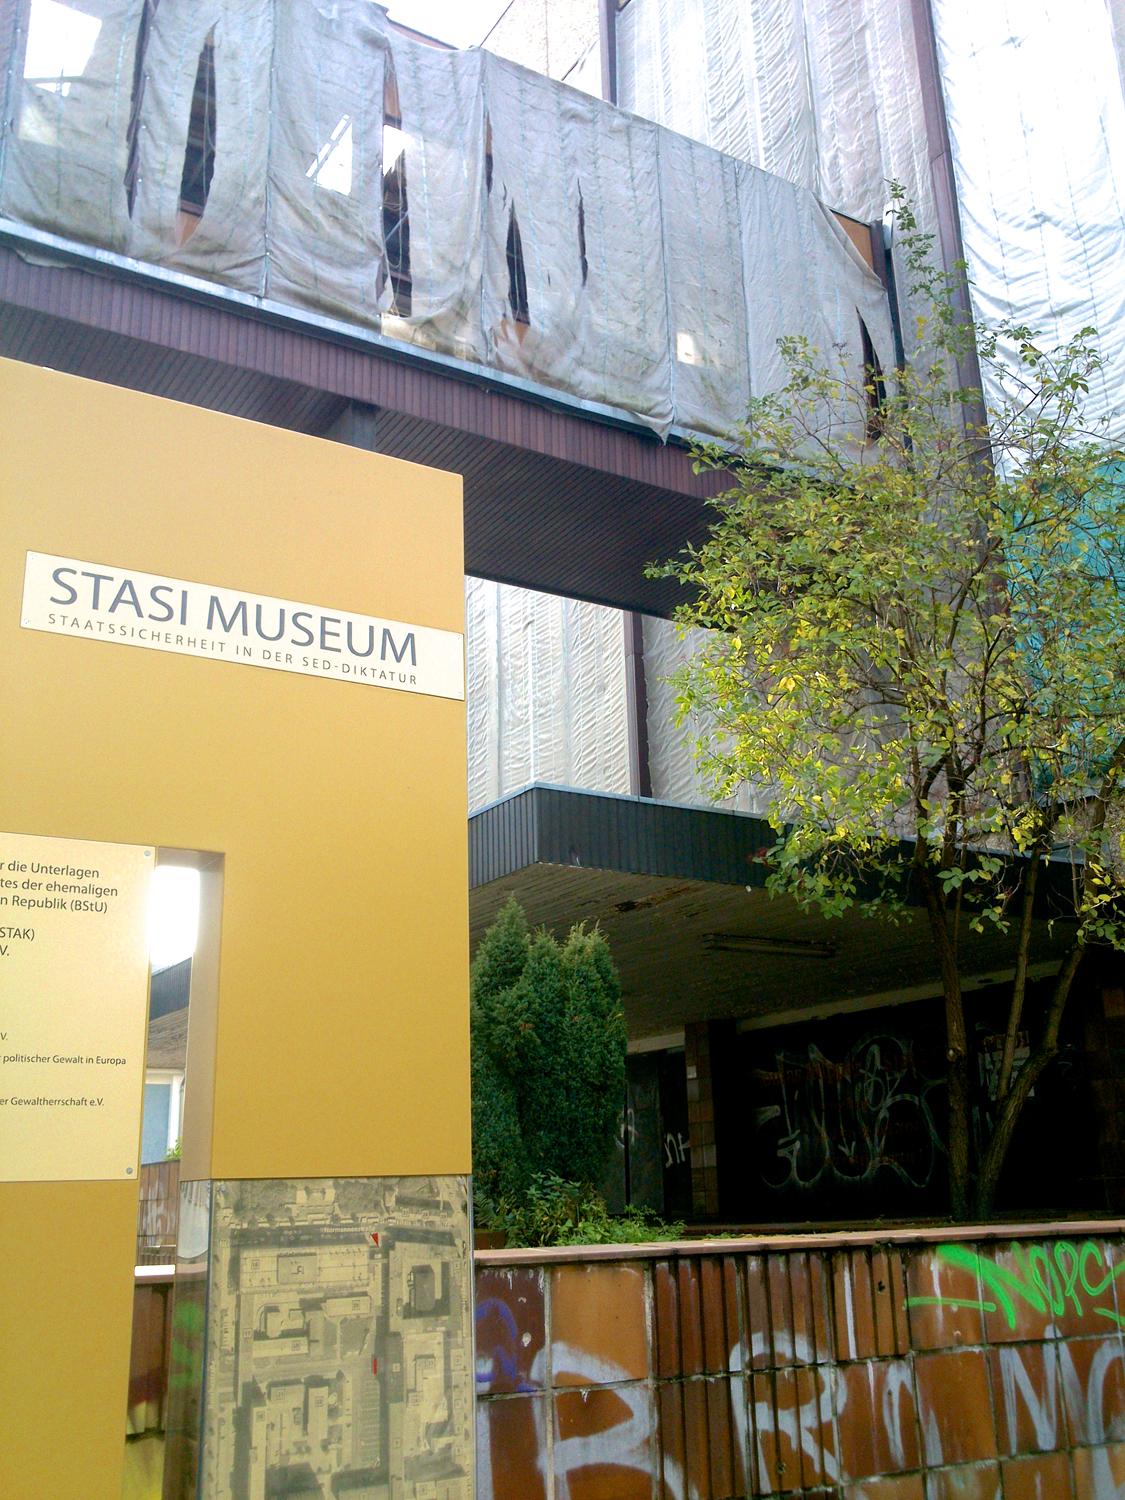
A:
[484,1171,685,1249]
[653,190,1125,1220]
[472,899,680,1245]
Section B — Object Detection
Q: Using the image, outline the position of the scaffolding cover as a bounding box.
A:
[738,159,894,409]
[466,577,630,812]
[617,0,935,223]
[383,34,486,361]
[265,0,387,324]
[932,0,1125,443]
[659,129,749,437]
[482,52,672,433]
[642,615,766,816]
[0,1,897,441]
[617,0,938,361]
[0,0,144,252]
[130,0,272,289]
[618,0,1125,424]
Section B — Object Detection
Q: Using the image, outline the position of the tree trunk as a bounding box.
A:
[974,942,1084,1218]
[920,871,971,1218]
[946,1018,971,1220]
[996,852,1040,1100]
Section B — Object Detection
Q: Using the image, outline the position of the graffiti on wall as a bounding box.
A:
[906,1239,1125,1331]
[752,1032,944,1193]
[475,1239,1125,1498]
[664,1131,690,1168]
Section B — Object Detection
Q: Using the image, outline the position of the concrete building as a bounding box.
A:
[1,0,1122,1224]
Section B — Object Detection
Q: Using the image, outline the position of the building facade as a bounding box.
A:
[1,0,1122,1224]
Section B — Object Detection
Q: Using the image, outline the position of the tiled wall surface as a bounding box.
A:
[474,1231,1125,1498]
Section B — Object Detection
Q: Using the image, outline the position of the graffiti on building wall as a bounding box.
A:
[664,1131,690,1168]
[906,1239,1125,1331]
[752,1032,944,1193]
[475,1240,1125,1498]
[475,1328,914,1499]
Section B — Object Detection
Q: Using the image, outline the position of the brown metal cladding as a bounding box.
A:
[0,241,723,612]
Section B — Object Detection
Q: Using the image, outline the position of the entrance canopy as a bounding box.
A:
[469,785,1074,1039]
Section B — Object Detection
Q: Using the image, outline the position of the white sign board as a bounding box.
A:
[21,551,465,701]
[0,831,153,1182]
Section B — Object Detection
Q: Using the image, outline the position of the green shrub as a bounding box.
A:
[486,1171,685,1249]
[470,897,627,1210]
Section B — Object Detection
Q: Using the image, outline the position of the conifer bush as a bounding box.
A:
[470,898,627,1216]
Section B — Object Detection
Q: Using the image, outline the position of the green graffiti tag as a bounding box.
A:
[905,1240,1125,1331]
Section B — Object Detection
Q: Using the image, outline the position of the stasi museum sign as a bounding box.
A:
[21,550,465,701]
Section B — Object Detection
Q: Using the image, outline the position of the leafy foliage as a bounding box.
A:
[471,898,628,1211]
[652,189,1125,1216]
[486,1171,685,1249]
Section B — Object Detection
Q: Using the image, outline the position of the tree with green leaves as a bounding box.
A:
[653,194,1125,1220]
[470,897,627,1210]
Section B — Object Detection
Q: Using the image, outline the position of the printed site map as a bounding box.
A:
[200,1176,473,1500]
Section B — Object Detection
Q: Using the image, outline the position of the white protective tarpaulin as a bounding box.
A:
[383,33,486,362]
[931,0,1125,443]
[617,0,934,222]
[0,0,144,251]
[482,52,672,433]
[617,0,938,359]
[265,0,387,324]
[0,1,899,441]
[130,0,271,290]
[643,615,767,816]
[738,159,895,410]
[618,0,1125,428]
[659,128,749,437]
[465,577,631,812]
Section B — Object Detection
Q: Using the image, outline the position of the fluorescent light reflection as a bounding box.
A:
[149,865,200,970]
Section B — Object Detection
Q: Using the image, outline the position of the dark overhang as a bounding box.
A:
[470,783,774,892]
[0,229,721,615]
[468,785,1073,1038]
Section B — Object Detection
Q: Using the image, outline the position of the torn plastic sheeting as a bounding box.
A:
[932,0,1125,443]
[129,0,271,290]
[383,33,486,363]
[0,1,899,444]
[264,0,387,325]
[0,0,145,252]
[482,52,673,437]
[739,161,894,417]
[465,577,631,812]
[659,129,750,438]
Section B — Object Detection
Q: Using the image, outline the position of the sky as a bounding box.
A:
[386,1,513,48]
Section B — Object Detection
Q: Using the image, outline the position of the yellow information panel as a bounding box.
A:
[0,830,152,1182]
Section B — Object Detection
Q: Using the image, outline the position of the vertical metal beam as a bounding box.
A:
[624,610,652,798]
[600,0,619,104]
[872,219,908,373]
[324,399,379,450]
[909,0,987,414]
